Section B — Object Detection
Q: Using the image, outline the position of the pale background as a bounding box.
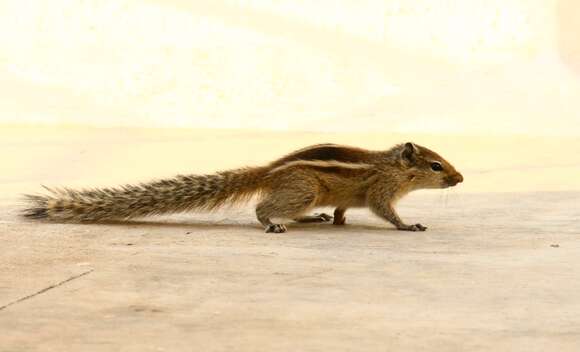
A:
[1,0,579,135]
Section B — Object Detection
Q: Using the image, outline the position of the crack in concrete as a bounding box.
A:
[0,269,94,312]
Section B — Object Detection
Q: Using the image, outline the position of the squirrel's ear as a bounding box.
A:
[401,142,418,163]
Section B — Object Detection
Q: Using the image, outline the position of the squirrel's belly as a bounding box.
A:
[315,191,367,208]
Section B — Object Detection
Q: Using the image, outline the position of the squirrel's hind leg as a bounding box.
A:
[256,187,317,233]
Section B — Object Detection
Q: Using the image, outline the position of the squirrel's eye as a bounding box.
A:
[431,162,443,171]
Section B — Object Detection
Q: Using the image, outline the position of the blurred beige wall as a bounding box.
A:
[1,0,579,135]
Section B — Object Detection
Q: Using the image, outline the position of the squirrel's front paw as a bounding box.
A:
[397,223,427,232]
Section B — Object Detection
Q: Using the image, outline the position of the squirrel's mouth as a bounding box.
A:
[444,173,464,187]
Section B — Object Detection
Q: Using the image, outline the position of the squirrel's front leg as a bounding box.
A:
[368,191,427,232]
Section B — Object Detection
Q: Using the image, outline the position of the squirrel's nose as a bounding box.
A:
[456,173,464,183]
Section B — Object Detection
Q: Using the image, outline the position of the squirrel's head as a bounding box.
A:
[399,142,463,189]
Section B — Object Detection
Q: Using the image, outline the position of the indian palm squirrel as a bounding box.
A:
[23,142,463,233]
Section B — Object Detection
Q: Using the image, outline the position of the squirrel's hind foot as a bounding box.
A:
[265,224,287,233]
[294,213,333,223]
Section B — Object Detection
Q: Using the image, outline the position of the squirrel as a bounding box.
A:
[22,142,463,233]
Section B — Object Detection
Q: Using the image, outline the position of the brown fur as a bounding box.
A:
[22,142,463,232]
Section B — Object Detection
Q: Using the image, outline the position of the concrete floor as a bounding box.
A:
[1,192,579,351]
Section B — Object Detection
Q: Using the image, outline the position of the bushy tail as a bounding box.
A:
[22,167,267,222]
